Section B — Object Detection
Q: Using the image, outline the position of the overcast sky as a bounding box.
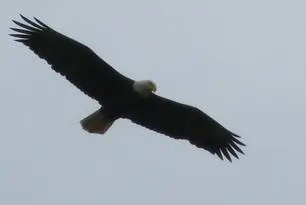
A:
[1,0,306,204]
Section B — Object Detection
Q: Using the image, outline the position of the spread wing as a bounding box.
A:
[10,15,133,105]
[124,94,245,162]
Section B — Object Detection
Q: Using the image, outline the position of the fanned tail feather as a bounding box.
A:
[80,109,114,134]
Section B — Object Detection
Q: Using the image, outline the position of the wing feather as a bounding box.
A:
[124,94,245,161]
[10,15,132,105]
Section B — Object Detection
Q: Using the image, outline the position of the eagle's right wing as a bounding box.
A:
[10,15,132,105]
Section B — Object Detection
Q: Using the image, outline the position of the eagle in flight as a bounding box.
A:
[10,15,245,162]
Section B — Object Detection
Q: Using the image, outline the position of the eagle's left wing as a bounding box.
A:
[123,94,245,161]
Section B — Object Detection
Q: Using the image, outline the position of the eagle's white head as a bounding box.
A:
[133,80,157,96]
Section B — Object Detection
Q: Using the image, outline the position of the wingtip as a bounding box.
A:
[227,145,239,159]
[215,149,223,160]
[221,148,232,162]
[19,14,27,21]
[33,16,48,27]
[12,19,19,25]
[232,136,246,146]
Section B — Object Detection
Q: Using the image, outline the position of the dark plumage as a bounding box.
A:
[10,15,245,162]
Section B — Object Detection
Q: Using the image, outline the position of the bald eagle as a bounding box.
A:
[10,15,245,161]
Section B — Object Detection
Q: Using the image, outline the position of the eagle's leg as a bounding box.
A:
[80,108,115,134]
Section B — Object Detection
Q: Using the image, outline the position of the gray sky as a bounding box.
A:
[1,0,306,204]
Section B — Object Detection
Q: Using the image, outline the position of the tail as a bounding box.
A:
[80,109,115,134]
